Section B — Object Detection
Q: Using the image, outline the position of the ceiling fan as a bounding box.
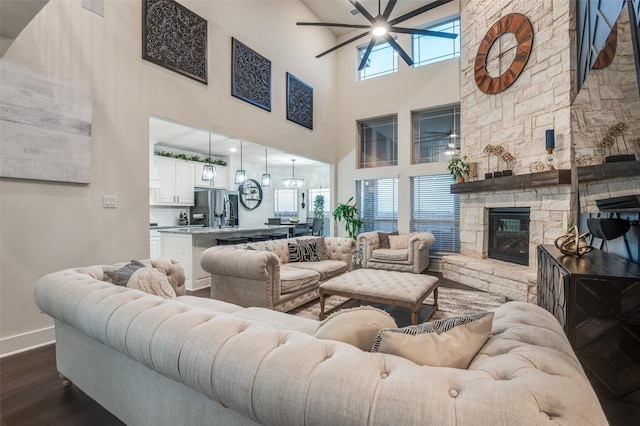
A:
[298,0,458,70]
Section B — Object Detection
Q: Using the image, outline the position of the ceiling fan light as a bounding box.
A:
[373,26,387,36]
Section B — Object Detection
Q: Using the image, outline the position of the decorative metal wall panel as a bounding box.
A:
[286,72,313,130]
[231,38,271,111]
[0,58,92,183]
[143,0,207,84]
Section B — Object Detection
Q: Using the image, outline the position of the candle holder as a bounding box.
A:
[545,148,555,171]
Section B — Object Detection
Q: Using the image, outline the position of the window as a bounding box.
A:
[356,178,398,232]
[359,115,398,168]
[412,18,460,67]
[308,188,330,217]
[274,189,298,217]
[412,105,460,164]
[358,41,398,80]
[410,174,460,255]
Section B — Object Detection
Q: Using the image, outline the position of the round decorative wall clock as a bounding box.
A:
[474,13,534,94]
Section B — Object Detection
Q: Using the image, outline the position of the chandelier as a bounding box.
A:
[282,159,305,188]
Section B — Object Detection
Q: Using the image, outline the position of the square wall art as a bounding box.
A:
[286,73,313,130]
[142,0,207,84]
[231,38,272,111]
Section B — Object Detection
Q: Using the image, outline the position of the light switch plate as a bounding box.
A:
[103,195,117,208]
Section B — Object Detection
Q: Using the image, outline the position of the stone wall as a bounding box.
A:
[571,6,640,172]
[460,0,573,174]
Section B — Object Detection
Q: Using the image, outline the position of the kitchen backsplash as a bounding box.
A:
[150,206,190,227]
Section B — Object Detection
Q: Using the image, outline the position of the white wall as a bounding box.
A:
[333,0,461,236]
[0,0,338,356]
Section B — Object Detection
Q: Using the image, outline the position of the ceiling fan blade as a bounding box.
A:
[348,0,376,23]
[382,0,398,18]
[384,34,413,66]
[316,31,370,58]
[297,22,371,30]
[388,0,453,26]
[391,27,458,38]
[358,38,377,71]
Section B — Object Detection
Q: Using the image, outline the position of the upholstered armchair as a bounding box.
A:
[357,231,435,274]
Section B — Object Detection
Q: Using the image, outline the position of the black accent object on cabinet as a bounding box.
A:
[142,0,207,84]
[231,38,271,111]
[286,73,313,130]
[537,244,640,405]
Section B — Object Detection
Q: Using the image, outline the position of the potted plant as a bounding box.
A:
[447,154,470,183]
[332,196,363,240]
[313,194,326,235]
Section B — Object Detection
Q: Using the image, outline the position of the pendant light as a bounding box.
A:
[201,132,216,182]
[261,148,272,187]
[282,159,305,188]
[234,140,246,184]
[445,107,459,156]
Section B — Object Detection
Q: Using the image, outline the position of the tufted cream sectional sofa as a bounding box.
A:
[34,259,608,426]
[201,236,356,312]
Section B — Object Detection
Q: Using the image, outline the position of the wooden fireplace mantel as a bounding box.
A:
[450,161,640,194]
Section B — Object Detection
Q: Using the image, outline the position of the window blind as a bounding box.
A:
[274,189,298,217]
[356,178,398,232]
[410,174,460,255]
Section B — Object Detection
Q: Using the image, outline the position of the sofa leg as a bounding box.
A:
[59,373,72,387]
[433,288,439,310]
[319,294,326,320]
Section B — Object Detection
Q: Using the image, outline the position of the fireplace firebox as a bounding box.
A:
[488,208,530,266]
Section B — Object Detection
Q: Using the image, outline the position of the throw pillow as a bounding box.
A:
[371,311,494,368]
[288,241,320,262]
[126,267,176,299]
[104,260,146,286]
[389,234,410,250]
[378,231,398,249]
[298,237,327,260]
[315,306,397,351]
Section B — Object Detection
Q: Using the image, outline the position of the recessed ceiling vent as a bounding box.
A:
[349,8,361,16]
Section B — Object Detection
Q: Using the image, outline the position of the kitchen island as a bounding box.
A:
[157,226,289,290]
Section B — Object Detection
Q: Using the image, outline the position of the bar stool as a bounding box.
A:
[247,235,271,242]
[270,233,288,240]
[216,237,249,246]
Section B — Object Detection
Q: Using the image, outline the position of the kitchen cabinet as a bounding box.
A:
[161,234,192,286]
[152,157,195,205]
[150,230,161,259]
[194,163,229,189]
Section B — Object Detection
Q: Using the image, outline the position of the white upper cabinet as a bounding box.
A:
[151,157,195,206]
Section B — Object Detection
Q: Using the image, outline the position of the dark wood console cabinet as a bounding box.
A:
[537,244,640,404]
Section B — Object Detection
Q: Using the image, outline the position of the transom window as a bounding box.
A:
[410,174,460,255]
[358,115,398,168]
[356,178,398,232]
[412,105,460,164]
[358,41,398,80]
[274,189,298,217]
[412,18,460,67]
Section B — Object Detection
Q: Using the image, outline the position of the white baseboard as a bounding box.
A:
[1,326,55,358]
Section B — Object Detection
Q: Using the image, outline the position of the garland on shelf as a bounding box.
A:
[154,150,227,166]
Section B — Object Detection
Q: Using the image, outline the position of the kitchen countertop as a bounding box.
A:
[157,225,288,235]
[150,224,206,230]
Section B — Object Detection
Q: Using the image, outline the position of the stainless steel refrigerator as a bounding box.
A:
[191,188,239,227]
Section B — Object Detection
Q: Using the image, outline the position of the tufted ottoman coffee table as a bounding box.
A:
[319,269,439,325]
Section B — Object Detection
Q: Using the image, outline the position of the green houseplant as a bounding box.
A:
[447,154,470,183]
[313,194,326,235]
[332,196,363,240]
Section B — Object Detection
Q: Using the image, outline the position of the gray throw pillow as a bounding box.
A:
[104,260,146,286]
[378,231,398,249]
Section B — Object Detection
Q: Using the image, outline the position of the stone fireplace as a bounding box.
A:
[444,1,640,303]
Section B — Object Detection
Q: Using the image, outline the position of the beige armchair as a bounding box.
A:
[357,231,435,273]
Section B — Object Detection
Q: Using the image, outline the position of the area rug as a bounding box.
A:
[290,287,508,326]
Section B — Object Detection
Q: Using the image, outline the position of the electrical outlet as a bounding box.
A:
[103,195,117,208]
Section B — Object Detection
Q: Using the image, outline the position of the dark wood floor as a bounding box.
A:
[2,273,638,426]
